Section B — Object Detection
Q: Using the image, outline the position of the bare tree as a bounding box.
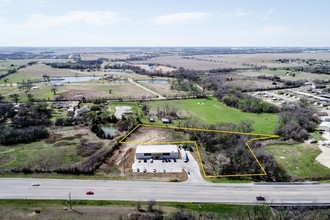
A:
[147,199,156,212]
[51,87,57,95]
[9,93,20,104]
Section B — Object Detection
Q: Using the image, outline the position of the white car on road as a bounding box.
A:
[31,182,40,186]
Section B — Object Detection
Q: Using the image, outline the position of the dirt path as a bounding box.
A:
[127,78,166,99]
[316,132,330,169]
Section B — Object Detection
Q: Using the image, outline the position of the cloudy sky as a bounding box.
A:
[0,0,329,47]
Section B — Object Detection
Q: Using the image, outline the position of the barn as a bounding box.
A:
[135,144,179,160]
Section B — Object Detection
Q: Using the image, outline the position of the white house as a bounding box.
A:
[136,145,179,160]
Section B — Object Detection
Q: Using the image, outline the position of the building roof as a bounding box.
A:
[316,112,329,117]
[320,122,330,128]
[136,145,178,154]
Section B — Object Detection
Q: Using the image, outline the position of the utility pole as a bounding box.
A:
[69,192,72,210]
[124,157,127,174]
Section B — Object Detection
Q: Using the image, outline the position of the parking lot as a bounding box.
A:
[132,150,188,173]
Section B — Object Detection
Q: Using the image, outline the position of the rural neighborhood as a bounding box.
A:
[1,0,330,219]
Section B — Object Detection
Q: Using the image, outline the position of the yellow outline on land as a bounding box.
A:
[119,124,279,178]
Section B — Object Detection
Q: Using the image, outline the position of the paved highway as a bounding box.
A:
[1,178,330,204]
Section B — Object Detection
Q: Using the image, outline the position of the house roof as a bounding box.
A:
[136,145,178,154]
[316,112,329,117]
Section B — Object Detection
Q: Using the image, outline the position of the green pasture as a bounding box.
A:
[265,143,330,180]
[147,97,278,134]
[0,72,40,84]
[0,139,82,170]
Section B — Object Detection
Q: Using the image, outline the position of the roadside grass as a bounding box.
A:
[147,97,278,134]
[209,178,252,183]
[169,202,272,218]
[0,199,273,219]
[311,131,326,141]
[264,143,330,180]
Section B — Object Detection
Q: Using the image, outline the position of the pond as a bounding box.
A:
[101,127,118,138]
[49,76,101,83]
[137,79,169,84]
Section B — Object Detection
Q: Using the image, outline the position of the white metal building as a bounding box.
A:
[320,122,330,132]
[136,145,179,159]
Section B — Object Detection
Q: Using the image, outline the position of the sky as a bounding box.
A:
[0,0,329,47]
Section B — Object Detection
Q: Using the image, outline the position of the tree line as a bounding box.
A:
[0,102,51,145]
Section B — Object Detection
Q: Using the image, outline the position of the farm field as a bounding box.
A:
[57,81,155,99]
[265,142,330,180]
[207,73,285,91]
[133,52,330,70]
[146,97,278,134]
[139,80,188,97]
[238,69,330,81]
[0,80,156,102]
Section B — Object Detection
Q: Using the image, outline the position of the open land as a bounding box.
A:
[265,142,330,180]
[133,52,330,70]
[145,97,278,134]
[0,199,275,220]
[1,47,330,218]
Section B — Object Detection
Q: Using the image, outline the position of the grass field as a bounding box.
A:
[265,143,330,180]
[0,139,83,170]
[147,97,278,134]
[0,126,115,171]
[0,199,273,220]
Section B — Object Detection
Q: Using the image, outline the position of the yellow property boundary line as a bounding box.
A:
[119,124,279,178]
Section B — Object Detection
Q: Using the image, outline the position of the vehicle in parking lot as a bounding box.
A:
[86,191,94,195]
[183,153,189,162]
[31,182,40,186]
[150,158,153,163]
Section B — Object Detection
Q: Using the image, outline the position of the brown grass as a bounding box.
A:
[132,53,330,70]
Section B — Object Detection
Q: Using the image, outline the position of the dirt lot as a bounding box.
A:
[154,65,176,72]
[139,81,188,97]
[101,126,188,182]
